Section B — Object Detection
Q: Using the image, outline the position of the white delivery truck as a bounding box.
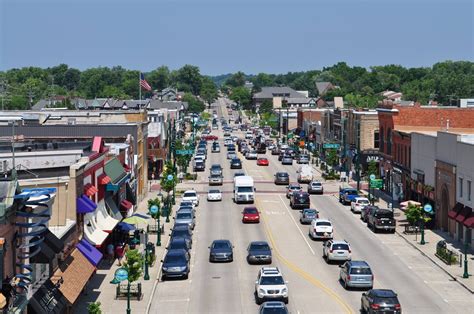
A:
[234,176,255,204]
[297,165,313,183]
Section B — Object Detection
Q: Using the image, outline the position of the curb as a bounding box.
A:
[394,230,474,294]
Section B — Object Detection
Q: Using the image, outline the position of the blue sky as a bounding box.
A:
[1,0,473,75]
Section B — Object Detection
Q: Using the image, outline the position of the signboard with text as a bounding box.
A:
[323,143,340,149]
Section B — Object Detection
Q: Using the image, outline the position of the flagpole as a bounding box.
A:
[139,71,142,103]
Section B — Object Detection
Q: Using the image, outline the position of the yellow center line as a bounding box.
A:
[254,193,353,314]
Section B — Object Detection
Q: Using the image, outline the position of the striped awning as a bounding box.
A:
[84,183,98,196]
[98,174,111,185]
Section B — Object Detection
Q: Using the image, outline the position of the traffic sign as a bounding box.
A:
[369,174,376,181]
[323,143,340,149]
[370,179,383,189]
[176,149,194,155]
[423,204,433,213]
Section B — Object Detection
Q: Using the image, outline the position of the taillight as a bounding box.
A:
[348,248,351,253]
[371,274,374,281]
[329,249,333,253]
[347,275,351,280]
[394,304,401,310]
[370,304,380,310]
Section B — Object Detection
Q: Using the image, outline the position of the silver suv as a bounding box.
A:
[255,267,289,304]
[339,260,373,290]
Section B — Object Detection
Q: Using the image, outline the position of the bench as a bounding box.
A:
[116,282,143,300]
[403,225,419,234]
[147,224,165,235]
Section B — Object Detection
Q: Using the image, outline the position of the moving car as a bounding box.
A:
[174,210,195,230]
[361,289,401,314]
[339,260,373,290]
[254,267,289,304]
[309,219,333,240]
[210,164,223,176]
[299,208,319,224]
[296,154,310,164]
[246,150,258,160]
[297,165,313,183]
[211,143,220,153]
[259,301,289,314]
[247,241,272,264]
[274,172,290,185]
[286,183,302,198]
[227,151,237,159]
[234,171,245,178]
[322,240,352,263]
[289,191,310,209]
[208,174,223,186]
[351,197,370,214]
[281,155,293,165]
[182,190,199,206]
[242,206,260,223]
[307,181,324,194]
[257,158,269,166]
[271,147,281,155]
[209,239,234,262]
[207,189,222,201]
[230,158,242,169]
[339,188,359,205]
[194,161,205,172]
[366,207,396,233]
[234,176,255,204]
[161,249,190,280]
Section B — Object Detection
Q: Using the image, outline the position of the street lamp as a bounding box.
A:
[463,240,469,278]
[150,205,161,247]
[144,244,150,281]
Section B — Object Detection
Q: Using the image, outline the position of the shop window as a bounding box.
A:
[468,180,472,201]
[459,177,463,198]
[387,128,392,156]
[380,127,384,152]
[374,130,379,148]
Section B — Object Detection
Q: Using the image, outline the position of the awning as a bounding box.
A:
[51,249,95,305]
[448,202,464,220]
[117,222,136,232]
[76,195,97,214]
[76,239,103,267]
[84,212,109,246]
[98,174,111,185]
[123,164,132,172]
[95,202,119,232]
[126,182,136,205]
[120,199,133,211]
[455,206,472,223]
[104,158,128,184]
[463,214,474,228]
[84,183,98,196]
[44,228,64,253]
[30,236,55,264]
[105,196,123,220]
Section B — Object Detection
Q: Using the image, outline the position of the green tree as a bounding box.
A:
[183,93,205,113]
[225,71,246,87]
[123,249,144,283]
[87,302,102,314]
[259,100,273,115]
[102,85,129,99]
[366,160,378,180]
[64,68,81,90]
[176,65,202,95]
[200,77,218,107]
[147,66,170,91]
[160,161,176,193]
[326,149,338,168]
[230,86,252,110]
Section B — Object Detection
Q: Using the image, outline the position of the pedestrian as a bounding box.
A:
[115,243,125,266]
[106,243,115,264]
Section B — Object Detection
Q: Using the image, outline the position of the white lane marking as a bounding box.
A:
[261,200,280,203]
[159,298,191,302]
[278,194,315,255]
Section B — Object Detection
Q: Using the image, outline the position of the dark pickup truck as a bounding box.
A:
[366,207,396,233]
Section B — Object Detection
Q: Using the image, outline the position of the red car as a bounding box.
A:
[242,206,260,223]
[204,135,218,141]
[257,158,269,166]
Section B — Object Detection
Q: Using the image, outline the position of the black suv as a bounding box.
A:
[361,289,401,313]
[230,158,242,169]
[366,207,396,233]
[290,191,310,209]
[274,172,290,185]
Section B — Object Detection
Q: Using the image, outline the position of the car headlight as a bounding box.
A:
[259,289,265,295]
[281,288,287,293]
[162,267,168,271]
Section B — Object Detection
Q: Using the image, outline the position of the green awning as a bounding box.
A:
[104,158,127,184]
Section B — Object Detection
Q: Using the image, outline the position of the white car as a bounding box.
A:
[224,138,233,146]
[309,219,333,240]
[227,152,237,159]
[246,151,258,160]
[280,144,289,150]
[182,190,200,206]
[254,267,289,304]
[207,189,222,201]
[322,240,352,263]
[351,197,370,213]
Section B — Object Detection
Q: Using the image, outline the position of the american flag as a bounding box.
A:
[140,73,152,91]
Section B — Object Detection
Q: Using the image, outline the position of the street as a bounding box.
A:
[149,98,473,314]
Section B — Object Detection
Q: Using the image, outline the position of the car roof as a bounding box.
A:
[371,289,397,297]
[169,237,187,244]
[183,190,197,194]
[348,260,370,267]
[314,218,331,223]
[261,301,286,308]
[260,267,282,276]
[250,241,269,245]
[304,208,318,212]
[355,197,369,201]
[331,240,349,245]
[165,249,187,257]
[212,239,231,245]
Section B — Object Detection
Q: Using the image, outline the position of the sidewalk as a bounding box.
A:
[357,187,474,294]
[76,190,175,313]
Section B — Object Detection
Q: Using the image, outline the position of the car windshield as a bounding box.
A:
[176,212,192,219]
[346,190,358,195]
[350,267,372,275]
[261,307,287,314]
[290,185,301,190]
[211,174,221,178]
[332,244,349,250]
[244,208,258,214]
[237,187,253,193]
[180,202,193,206]
[277,173,288,177]
[260,276,284,285]
[172,230,189,237]
[209,190,220,194]
[169,241,186,250]
[312,182,322,186]
[305,210,317,215]
[373,297,399,304]
[250,244,270,251]
[358,199,370,204]
[165,254,186,264]
[297,196,309,202]
[213,242,231,249]
[375,211,394,218]
[183,192,196,198]
[316,221,332,227]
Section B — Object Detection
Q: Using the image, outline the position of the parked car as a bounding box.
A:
[182,190,199,206]
[322,240,352,263]
[290,191,310,209]
[281,155,293,165]
[242,206,260,223]
[254,267,289,304]
[259,301,289,314]
[361,205,377,222]
[366,207,396,233]
[161,249,190,280]
[247,241,272,264]
[208,174,223,186]
[174,210,195,229]
[178,205,195,218]
[299,208,319,224]
[278,151,285,161]
[361,289,401,314]
[274,172,290,185]
[286,183,302,198]
[207,189,222,201]
[296,154,310,164]
[230,158,242,169]
[170,225,193,247]
[339,188,359,205]
[257,158,269,166]
[209,239,234,262]
[351,197,370,213]
[307,181,324,194]
[167,237,191,258]
[309,219,333,240]
[339,260,373,290]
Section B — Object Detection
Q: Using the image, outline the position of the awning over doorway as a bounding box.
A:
[98,174,111,185]
[448,202,464,220]
[76,239,103,267]
[76,195,97,214]
[95,202,119,232]
[455,206,472,223]
[463,213,474,228]
[105,196,123,220]
[84,212,109,246]
[83,183,98,196]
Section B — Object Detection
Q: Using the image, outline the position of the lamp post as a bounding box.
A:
[144,245,150,281]
[110,268,130,314]
[149,205,160,247]
[463,240,469,278]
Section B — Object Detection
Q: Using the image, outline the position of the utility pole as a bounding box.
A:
[356,119,361,191]
[286,106,289,144]
[0,79,9,111]
[27,88,35,109]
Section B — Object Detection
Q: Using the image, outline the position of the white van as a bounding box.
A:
[297,165,313,183]
[234,176,255,204]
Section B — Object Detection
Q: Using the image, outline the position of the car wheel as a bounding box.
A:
[283,297,289,304]
[183,273,189,280]
[255,295,262,305]
[344,279,349,290]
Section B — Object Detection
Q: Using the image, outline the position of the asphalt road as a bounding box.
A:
[149,98,473,313]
